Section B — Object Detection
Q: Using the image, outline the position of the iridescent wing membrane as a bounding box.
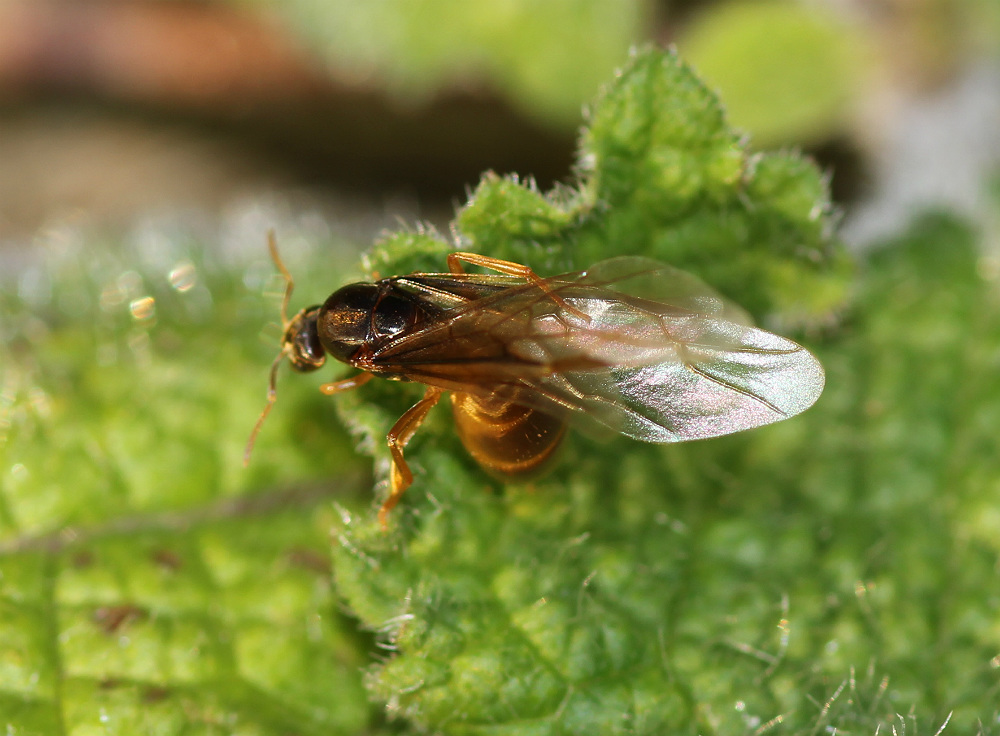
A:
[374,257,825,443]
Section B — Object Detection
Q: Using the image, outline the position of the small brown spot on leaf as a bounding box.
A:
[143,685,170,704]
[94,604,147,634]
[71,551,95,568]
[152,548,182,571]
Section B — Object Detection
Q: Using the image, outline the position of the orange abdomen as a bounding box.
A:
[450,392,565,478]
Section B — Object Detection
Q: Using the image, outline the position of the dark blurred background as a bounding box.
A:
[0,0,997,252]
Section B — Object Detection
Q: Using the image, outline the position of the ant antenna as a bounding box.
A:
[268,229,295,326]
[244,230,295,466]
[243,348,288,465]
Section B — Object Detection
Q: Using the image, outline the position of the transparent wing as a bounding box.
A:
[376,257,825,443]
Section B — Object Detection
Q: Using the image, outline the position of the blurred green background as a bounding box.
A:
[1,1,1000,734]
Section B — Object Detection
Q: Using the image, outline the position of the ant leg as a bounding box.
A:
[381,386,444,528]
[320,372,374,395]
[447,251,549,280]
[446,252,589,322]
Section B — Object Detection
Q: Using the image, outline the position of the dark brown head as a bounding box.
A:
[281,306,325,372]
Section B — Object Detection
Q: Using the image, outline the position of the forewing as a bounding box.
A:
[529,319,825,442]
[376,258,824,443]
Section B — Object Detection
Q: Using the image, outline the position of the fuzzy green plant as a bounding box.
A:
[3,47,1000,735]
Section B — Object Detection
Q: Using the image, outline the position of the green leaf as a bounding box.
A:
[0,231,374,734]
[458,50,845,322]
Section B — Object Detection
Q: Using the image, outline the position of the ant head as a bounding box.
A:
[244,231,320,465]
[282,306,325,373]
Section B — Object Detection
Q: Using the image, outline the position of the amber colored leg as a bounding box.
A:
[380,386,444,528]
[446,251,544,279]
[319,372,374,395]
[446,252,589,322]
